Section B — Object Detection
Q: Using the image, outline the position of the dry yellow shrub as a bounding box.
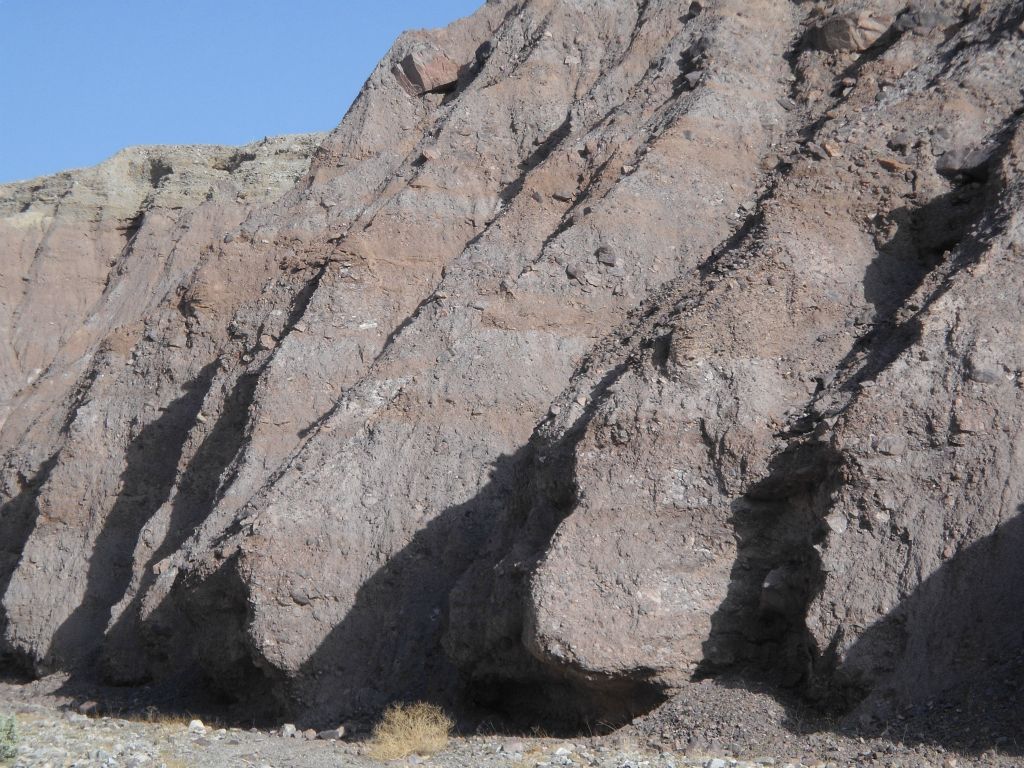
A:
[367,701,453,761]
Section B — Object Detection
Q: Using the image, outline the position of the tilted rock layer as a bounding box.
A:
[3,0,1024,731]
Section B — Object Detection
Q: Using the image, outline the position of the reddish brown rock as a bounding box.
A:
[393,46,461,95]
[1,0,1023,743]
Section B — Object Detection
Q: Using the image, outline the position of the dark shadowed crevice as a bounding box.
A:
[166,553,282,725]
[148,160,173,188]
[213,151,257,174]
[695,438,841,693]
[56,553,282,727]
[825,122,1016,400]
[498,113,574,208]
[118,210,146,247]
[687,146,1010,710]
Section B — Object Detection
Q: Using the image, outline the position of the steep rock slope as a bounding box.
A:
[461,0,1024,726]
[2,0,1023,737]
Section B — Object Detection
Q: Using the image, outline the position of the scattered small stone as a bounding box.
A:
[888,132,913,151]
[596,245,619,266]
[303,728,318,740]
[806,142,829,160]
[317,726,346,740]
[825,512,848,534]
[279,723,298,738]
[684,70,703,89]
[967,359,1002,384]
[876,434,907,456]
[878,157,911,172]
[935,146,995,181]
[566,262,586,280]
[78,701,99,716]
[187,719,206,735]
[895,9,954,34]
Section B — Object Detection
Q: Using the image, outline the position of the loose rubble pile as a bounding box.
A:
[2,0,1024,764]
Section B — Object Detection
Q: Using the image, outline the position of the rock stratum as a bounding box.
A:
[3,0,1024,738]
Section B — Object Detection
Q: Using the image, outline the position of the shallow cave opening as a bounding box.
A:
[0,650,34,685]
[461,674,667,736]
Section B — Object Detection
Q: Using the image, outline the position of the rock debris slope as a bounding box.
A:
[2,0,1024,737]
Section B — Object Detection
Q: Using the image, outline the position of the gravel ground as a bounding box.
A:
[2,677,1022,768]
[0,702,785,768]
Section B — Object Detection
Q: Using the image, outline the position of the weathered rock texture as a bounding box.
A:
[3,0,1024,735]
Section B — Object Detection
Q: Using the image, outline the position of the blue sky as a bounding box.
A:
[0,0,481,183]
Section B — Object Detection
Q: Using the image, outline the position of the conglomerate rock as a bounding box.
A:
[2,0,1024,735]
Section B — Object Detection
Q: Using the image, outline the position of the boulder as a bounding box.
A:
[811,12,891,52]
[393,46,460,96]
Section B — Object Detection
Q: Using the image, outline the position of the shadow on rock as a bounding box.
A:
[287,445,537,730]
[283,363,643,733]
[0,453,59,672]
[697,473,1024,757]
[46,363,218,671]
[98,367,262,686]
[828,507,1024,755]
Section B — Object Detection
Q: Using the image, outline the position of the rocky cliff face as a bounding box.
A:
[2,0,1024,734]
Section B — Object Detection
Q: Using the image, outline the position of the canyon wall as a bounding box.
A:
[2,0,1023,730]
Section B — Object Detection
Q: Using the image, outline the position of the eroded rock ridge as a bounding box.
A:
[3,0,1024,734]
